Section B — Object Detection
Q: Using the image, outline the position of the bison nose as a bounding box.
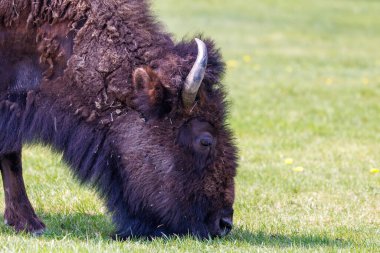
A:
[218,216,233,236]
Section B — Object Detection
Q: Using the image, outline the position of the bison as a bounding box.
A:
[0,0,238,239]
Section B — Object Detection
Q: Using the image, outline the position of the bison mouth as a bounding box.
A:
[172,207,235,239]
[203,207,234,238]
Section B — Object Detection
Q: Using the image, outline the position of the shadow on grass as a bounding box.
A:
[0,212,353,248]
[225,227,353,248]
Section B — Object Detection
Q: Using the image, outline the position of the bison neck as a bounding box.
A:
[0,92,129,231]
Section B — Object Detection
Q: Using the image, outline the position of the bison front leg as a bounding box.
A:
[0,151,45,235]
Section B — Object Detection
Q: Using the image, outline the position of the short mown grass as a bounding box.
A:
[1,0,379,252]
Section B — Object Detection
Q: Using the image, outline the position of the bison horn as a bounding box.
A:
[182,38,208,109]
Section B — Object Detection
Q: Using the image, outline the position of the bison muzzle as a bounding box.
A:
[0,0,238,239]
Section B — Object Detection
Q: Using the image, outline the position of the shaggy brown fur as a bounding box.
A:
[0,0,237,239]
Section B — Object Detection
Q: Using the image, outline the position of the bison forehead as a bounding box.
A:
[111,112,177,162]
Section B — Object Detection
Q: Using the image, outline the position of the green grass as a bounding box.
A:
[1,0,380,252]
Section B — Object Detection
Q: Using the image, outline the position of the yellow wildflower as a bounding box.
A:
[292,167,304,172]
[243,55,252,63]
[362,78,369,85]
[284,158,294,165]
[227,60,238,69]
[370,168,379,174]
[325,78,333,85]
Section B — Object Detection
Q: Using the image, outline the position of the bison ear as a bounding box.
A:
[133,68,152,90]
[132,67,169,119]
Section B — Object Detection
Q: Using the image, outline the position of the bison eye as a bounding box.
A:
[177,118,216,171]
[178,118,216,153]
[194,132,215,155]
[198,133,213,147]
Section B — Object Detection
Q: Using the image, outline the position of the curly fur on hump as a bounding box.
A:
[0,0,237,238]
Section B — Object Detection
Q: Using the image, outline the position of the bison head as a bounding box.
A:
[111,39,237,239]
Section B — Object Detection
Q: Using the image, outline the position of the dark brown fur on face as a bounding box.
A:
[0,0,238,239]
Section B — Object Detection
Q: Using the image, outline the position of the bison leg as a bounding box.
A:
[0,151,45,235]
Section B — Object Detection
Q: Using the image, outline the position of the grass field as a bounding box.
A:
[1,0,380,252]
